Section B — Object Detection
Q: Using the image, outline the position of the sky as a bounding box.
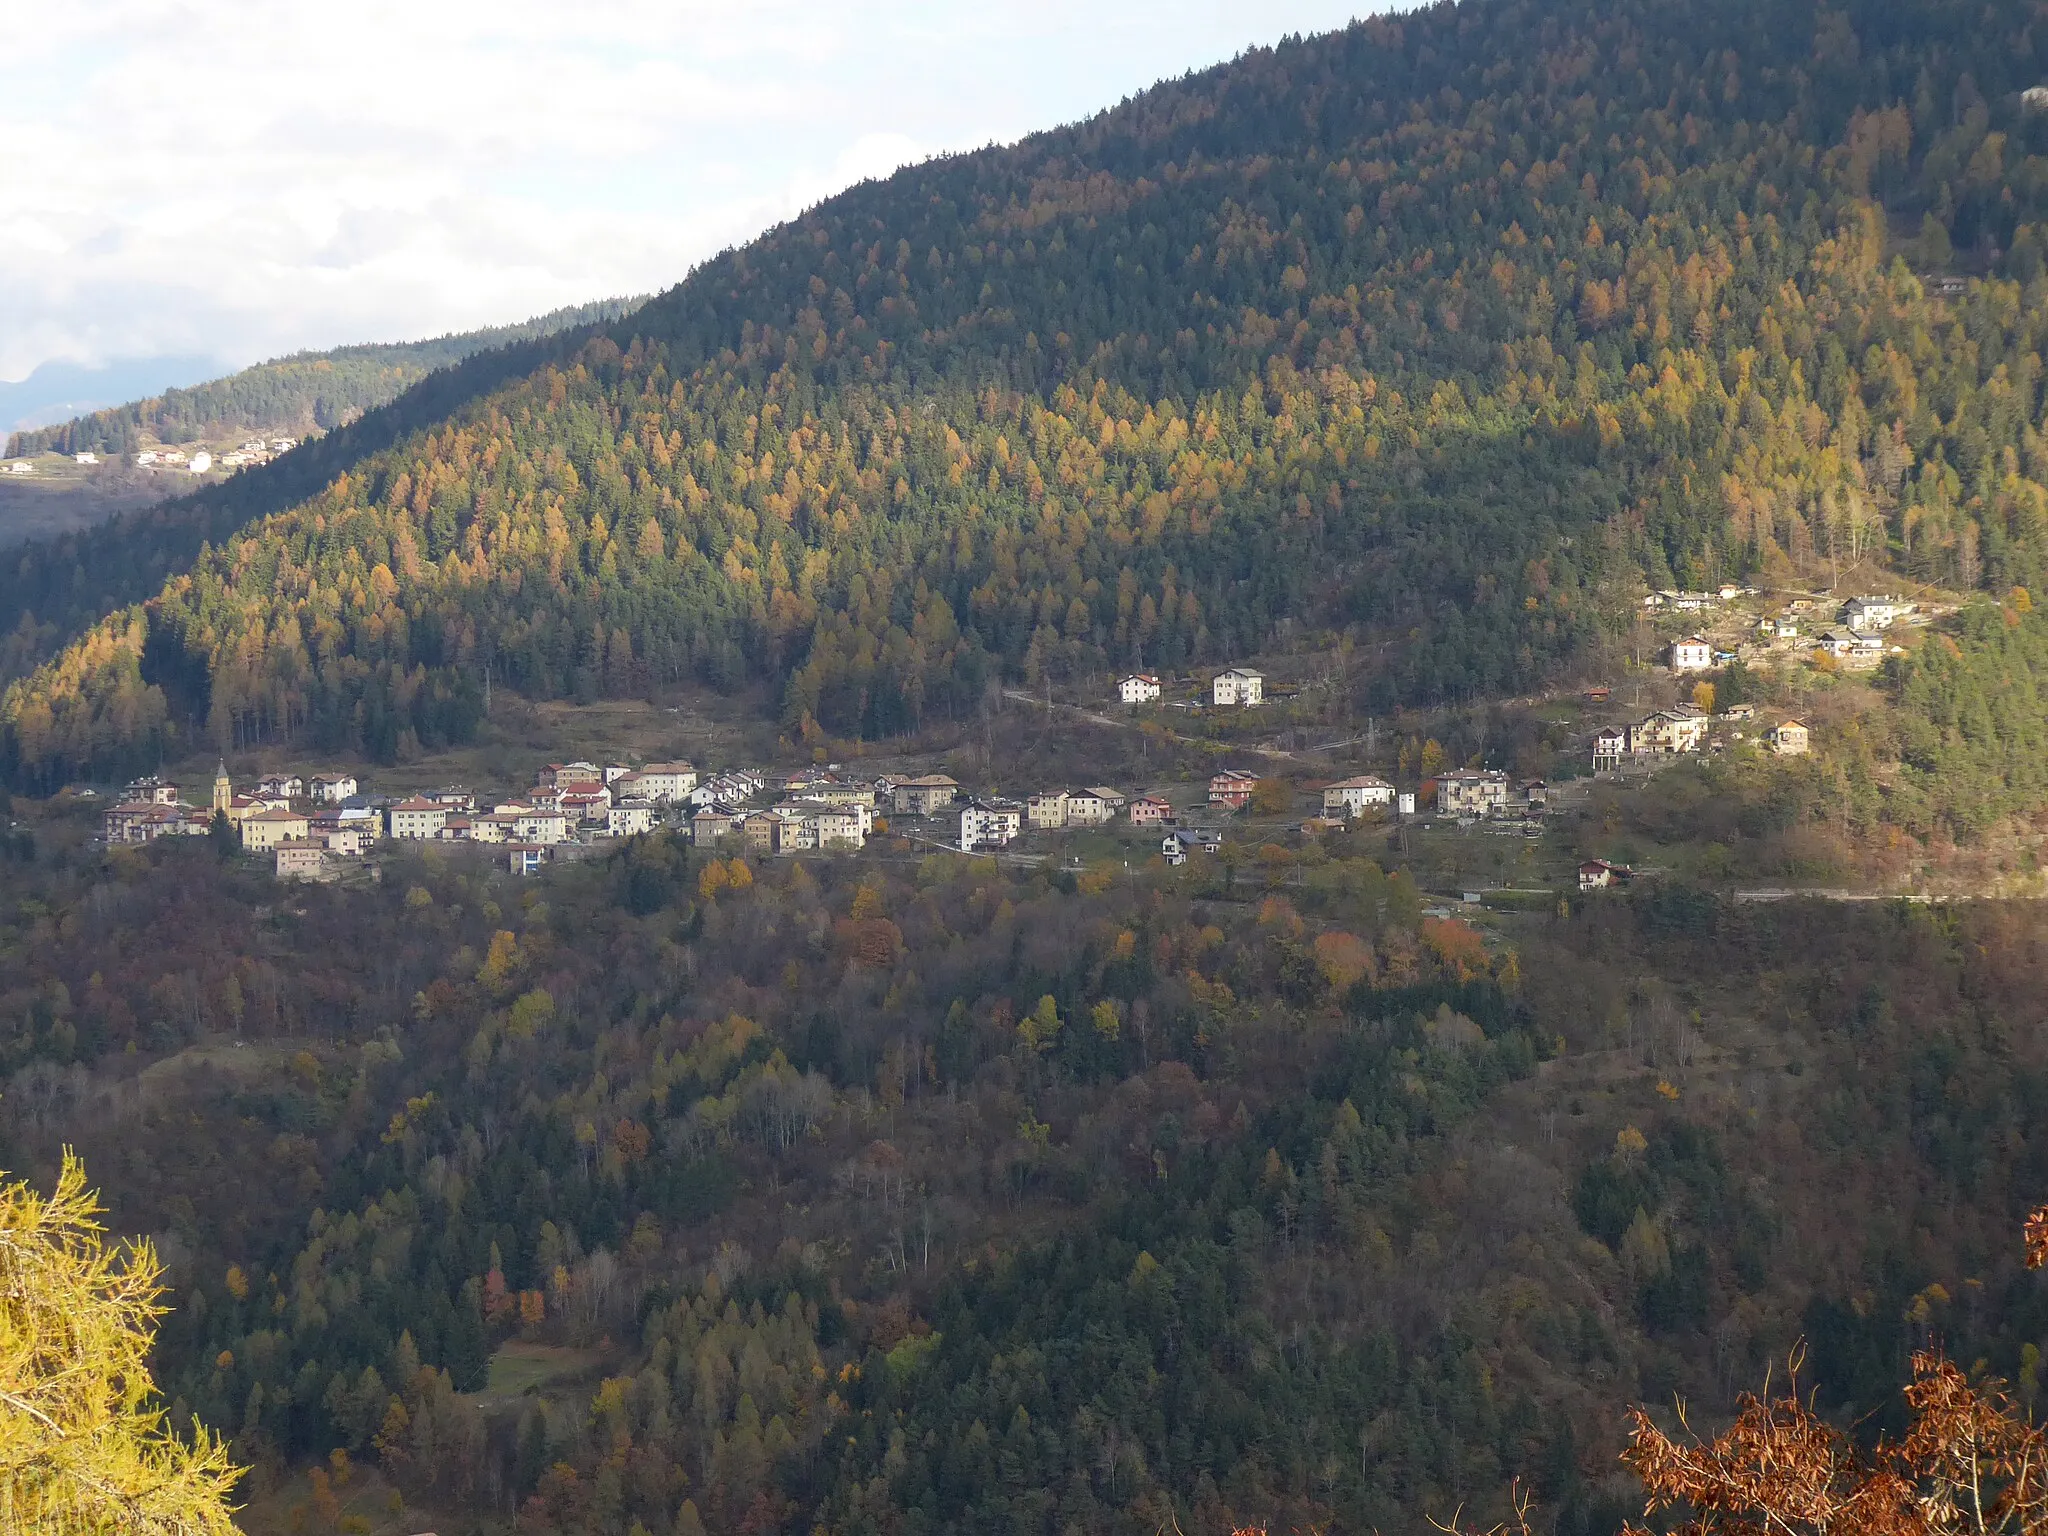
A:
[0,1,1379,387]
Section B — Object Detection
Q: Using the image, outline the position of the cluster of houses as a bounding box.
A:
[1810,594,1910,668]
[211,438,297,470]
[1591,705,1808,770]
[1667,594,1911,675]
[134,441,296,476]
[1644,584,1754,613]
[101,757,705,879]
[100,739,1584,884]
[0,443,291,478]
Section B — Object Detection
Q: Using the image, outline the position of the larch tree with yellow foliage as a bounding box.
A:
[0,1152,243,1534]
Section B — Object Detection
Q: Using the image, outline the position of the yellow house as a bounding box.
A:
[241,806,309,852]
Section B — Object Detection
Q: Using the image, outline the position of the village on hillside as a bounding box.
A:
[4,435,300,481]
[85,574,1876,905]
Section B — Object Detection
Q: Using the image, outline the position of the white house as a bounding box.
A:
[1841,596,1906,631]
[308,773,358,804]
[1211,668,1265,707]
[135,451,159,466]
[1669,636,1713,672]
[1322,775,1394,817]
[607,800,656,838]
[1578,859,1631,891]
[5,461,32,475]
[960,799,1022,852]
[74,451,98,465]
[255,773,303,801]
[1118,673,1162,705]
[687,772,761,809]
[635,761,699,801]
[507,807,570,845]
[1816,628,1884,665]
[387,797,447,840]
[314,821,374,857]
[188,451,212,474]
[1592,728,1629,772]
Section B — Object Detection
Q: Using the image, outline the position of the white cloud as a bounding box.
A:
[0,0,1377,381]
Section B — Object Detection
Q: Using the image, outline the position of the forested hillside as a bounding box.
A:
[4,297,649,460]
[8,803,2048,1535]
[10,0,2048,784]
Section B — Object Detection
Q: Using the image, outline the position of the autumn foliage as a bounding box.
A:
[0,1152,244,1534]
[1617,1202,2048,1536]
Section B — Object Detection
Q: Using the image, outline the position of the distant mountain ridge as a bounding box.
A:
[0,355,224,438]
[3,296,651,460]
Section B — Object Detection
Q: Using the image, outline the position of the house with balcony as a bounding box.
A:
[1669,636,1713,672]
[1631,708,1708,755]
[960,799,1023,852]
[1436,770,1509,818]
[1208,769,1260,809]
[1211,668,1265,707]
[893,775,962,816]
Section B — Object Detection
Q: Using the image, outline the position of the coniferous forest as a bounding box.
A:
[13,0,2048,783]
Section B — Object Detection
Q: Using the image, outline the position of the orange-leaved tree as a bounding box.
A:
[1615,1202,2048,1536]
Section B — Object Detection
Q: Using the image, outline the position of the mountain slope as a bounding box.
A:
[10,0,2048,787]
[3,297,649,460]
[12,808,2048,1535]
